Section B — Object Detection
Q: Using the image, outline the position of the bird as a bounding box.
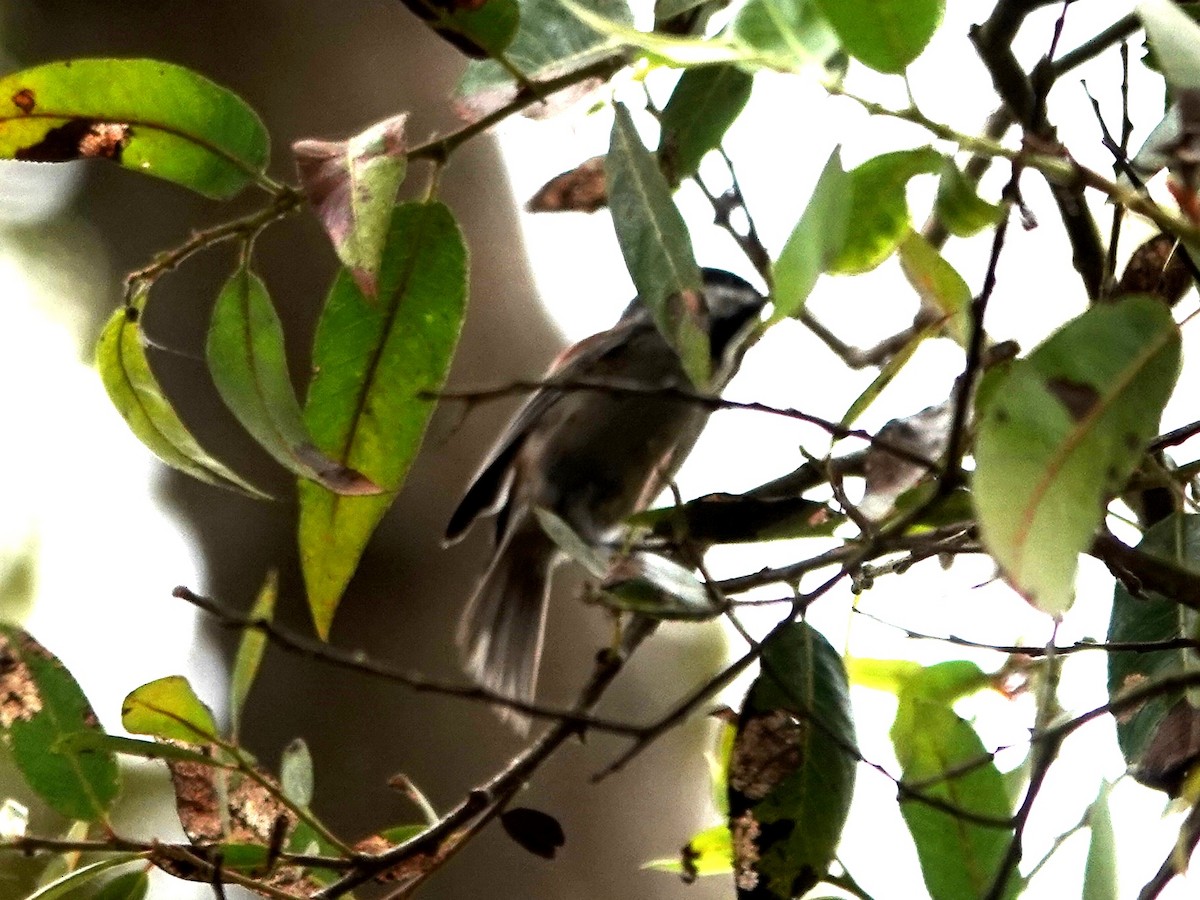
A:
[444,268,766,720]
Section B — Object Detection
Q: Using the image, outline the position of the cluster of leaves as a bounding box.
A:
[7,0,1200,898]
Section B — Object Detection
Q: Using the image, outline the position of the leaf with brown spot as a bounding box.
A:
[0,626,119,821]
[526,155,607,212]
[294,114,409,297]
[500,807,566,859]
[15,119,129,162]
[11,87,34,112]
[1046,377,1101,422]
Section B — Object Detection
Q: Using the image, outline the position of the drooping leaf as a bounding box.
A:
[121,675,218,744]
[500,807,566,859]
[1107,514,1200,793]
[828,147,944,274]
[730,0,842,71]
[298,202,467,638]
[293,114,409,297]
[23,859,141,900]
[814,0,943,73]
[974,296,1181,615]
[456,0,631,118]
[770,147,850,321]
[645,823,734,878]
[934,161,1003,238]
[397,0,520,59]
[229,569,277,739]
[607,103,707,386]
[0,58,268,198]
[728,622,856,898]
[897,229,971,347]
[1082,780,1117,900]
[207,266,380,496]
[658,65,753,183]
[0,626,119,821]
[886,661,1014,900]
[280,737,314,808]
[96,289,266,498]
[91,870,150,900]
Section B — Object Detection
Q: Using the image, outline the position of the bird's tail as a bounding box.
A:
[457,511,557,729]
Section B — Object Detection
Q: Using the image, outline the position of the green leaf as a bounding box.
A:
[770,147,850,321]
[658,65,753,184]
[897,229,971,347]
[828,147,944,274]
[934,160,1004,238]
[607,103,707,386]
[60,732,231,769]
[397,0,520,59]
[629,493,840,543]
[92,871,149,900]
[839,318,937,427]
[814,0,942,73]
[280,737,314,808]
[298,202,467,638]
[0,626,120,821]
[96,290,266,498]
[600,553,720,620]
[1082,780,1117,900]
[730,0,842,71]
[974,296,1181,615]
[892,668,1015,900]
[1138,0,1200,92]
[293,114,409,298]
[207,266,380,495]
[121,675,218,744]
[23,859,141,900]
[644,823,733,877]
[728,622,856,898]
[1107,514,1200,789]
[457,0,631,114]
[0,58,268,198]
[229,569,277,739]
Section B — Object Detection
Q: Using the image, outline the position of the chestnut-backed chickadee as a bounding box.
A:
[444,269,766,717]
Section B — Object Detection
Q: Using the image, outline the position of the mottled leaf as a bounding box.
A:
[728,622,856,898]
[1107,514,1200,793]
[0,626,119,821]
[814,0,942,73]
[974,296,1181,615]
[96,290,266,497]
[293,114,408,297]
[500,807,565,859]
[526,155,607,213]
[771,148,850,321]
[658,65,753,183]
[207,266,379,495]
[898,229,971,347]
[934,161,1003,238]
[828,147,944,274]
[230,569,277,739]
[607,103,707,386]
[121,675,218,744]
[298,202,467,638]
[0,58,268,198]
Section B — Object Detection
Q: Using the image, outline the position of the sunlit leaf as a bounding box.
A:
[897,229,971,347]
[298,202,467,638]
[934,161,1003,238]
[771,147,850,321]
[814,0,943,73]
[121,675,218,744]
[839,325,938,428]
[230,569,277,739]
[828,147,944,274]
[0,58,268,198]
[658,65,753,183]
[96,290,266,498]
[293,114,409,297]
[207,266,380,495]
[645,823,733,877]
[974,296,1181,615]
[728,622,856,898]
[607,103,707,386]
[1138,0,1200,92]
[1107,514,1200,793]
[730,0,841,71]
[0,626,119,821]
